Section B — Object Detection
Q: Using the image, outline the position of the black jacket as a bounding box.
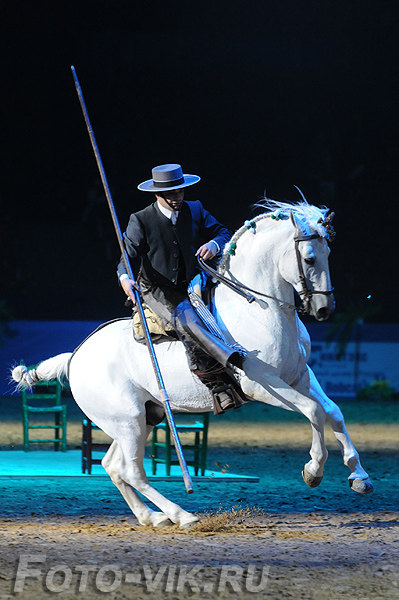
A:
[117,200,230,290]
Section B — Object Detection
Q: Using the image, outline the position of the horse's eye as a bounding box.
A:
[304,257,315,265]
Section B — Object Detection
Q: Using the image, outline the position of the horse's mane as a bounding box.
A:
[256,197,329,225]
[219,197,330,273]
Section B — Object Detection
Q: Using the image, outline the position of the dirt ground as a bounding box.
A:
[0,399,398,599]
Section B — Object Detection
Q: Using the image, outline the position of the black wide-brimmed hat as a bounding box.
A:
[137,163,201,192]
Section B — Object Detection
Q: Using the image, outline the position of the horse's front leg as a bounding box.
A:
[240,362,329,485]
[294,366,373,494]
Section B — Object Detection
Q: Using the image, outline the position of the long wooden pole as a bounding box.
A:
[71,66,193,494]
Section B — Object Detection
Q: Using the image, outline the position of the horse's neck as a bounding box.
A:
[225,258,290,301]
[220,222,294,303]
[214,222,296,343]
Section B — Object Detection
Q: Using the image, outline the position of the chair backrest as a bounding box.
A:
[21,364,62,407]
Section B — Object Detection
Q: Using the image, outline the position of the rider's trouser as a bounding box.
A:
[140,285,246,413]
[139,283,243,377]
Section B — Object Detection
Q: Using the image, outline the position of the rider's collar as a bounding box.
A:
[157,201,179,223]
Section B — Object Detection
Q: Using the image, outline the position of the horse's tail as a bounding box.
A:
[11,353,72,390]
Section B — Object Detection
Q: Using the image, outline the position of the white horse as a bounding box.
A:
[12,199,373,528]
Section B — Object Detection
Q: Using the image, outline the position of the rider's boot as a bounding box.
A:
[173,298,247,414]
[191,357,247,414]
[173,298,245,369]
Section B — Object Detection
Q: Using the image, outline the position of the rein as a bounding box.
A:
[198,257,299,312]
[198,232,334,315]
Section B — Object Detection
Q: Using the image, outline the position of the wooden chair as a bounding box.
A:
[151,413,209,476]
[81,419,110,474]
[21,366,67,452]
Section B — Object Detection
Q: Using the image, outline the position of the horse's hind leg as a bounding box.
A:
[113,408,198,528]
[101,437,173,527]
[296,366,373,494]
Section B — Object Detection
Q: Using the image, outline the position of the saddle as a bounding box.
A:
[132,304,176,343]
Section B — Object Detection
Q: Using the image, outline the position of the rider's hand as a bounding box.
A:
[121,278,141,304]
[195,241,218,261]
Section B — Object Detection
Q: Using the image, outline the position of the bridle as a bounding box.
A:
[198,222,335,315]
[293,233,335,313]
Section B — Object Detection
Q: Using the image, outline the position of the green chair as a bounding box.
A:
[21,365,67,452]
[151,413,209,476]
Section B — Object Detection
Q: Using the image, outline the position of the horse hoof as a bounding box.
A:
[302,466,323,488]
[349,477,374,494]
[152,514,174,528]
[179,516,199,530]
[180,521,197,530]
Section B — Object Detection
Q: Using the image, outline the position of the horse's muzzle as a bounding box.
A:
[315,306,330,321]
[314,295,335,321]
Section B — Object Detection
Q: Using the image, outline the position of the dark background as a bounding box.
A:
[1,1,398,322]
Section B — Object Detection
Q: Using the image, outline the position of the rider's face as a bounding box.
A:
[156,190,185,211]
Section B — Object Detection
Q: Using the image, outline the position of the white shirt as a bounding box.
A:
[157,201,178,224]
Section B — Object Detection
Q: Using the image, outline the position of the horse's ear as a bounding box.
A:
[290,210,306,237]
[290,210,299,232]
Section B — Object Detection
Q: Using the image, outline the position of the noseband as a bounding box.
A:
[294,233,335,313]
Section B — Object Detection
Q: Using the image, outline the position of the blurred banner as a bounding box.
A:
[1,321,398,398]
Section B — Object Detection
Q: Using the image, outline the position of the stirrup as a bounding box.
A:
[212,384,241,415]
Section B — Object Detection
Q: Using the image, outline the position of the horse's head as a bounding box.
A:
[279,202,335,321]
[218,196,335,321]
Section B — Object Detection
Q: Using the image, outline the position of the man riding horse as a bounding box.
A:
[118,163,246,413]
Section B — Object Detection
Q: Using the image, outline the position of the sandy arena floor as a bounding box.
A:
[0,399,398,599]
